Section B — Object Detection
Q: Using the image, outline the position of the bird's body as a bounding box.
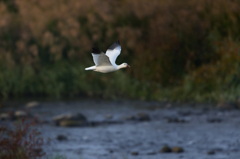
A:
[85,41,130,73]
[85,65,117,73]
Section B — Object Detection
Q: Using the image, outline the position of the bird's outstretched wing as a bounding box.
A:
[105,40,121,65]
[91,47,112,66]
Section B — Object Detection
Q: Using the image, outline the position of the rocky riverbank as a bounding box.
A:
[1,100,240,159]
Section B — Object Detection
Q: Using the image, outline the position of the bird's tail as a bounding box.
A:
[85,66,96,71]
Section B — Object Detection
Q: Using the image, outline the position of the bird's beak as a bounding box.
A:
[127,65,130,68]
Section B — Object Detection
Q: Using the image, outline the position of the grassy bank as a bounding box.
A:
[0,60,239,102]
[0,0,240,102]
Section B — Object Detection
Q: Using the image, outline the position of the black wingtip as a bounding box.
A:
[108,40,121,50]
[92,47,101,54]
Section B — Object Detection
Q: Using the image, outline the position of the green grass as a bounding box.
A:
[0,61,239,103]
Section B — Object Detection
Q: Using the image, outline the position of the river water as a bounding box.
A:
[1,99,240,159]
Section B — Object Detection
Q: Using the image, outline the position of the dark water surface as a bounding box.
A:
[1,100,240,159]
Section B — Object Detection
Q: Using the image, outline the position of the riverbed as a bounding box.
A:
[1,100,240,159]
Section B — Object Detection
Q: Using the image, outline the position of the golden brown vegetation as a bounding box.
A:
[0,0,240,101]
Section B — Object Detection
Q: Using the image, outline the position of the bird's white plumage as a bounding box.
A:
[85,40,129,73]
[106,45,121,66]
[91,52,112,66]
[92,54,99,66]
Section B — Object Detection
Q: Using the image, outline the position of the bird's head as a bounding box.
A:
[120,63,130,68]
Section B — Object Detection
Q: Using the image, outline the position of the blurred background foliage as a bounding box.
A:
[0,0,240,102]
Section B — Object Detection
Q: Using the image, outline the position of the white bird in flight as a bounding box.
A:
[85,40,130,73]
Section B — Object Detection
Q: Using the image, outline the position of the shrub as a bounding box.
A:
[0,116,45,159]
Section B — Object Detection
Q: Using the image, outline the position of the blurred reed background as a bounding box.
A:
[0,0,240,102]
